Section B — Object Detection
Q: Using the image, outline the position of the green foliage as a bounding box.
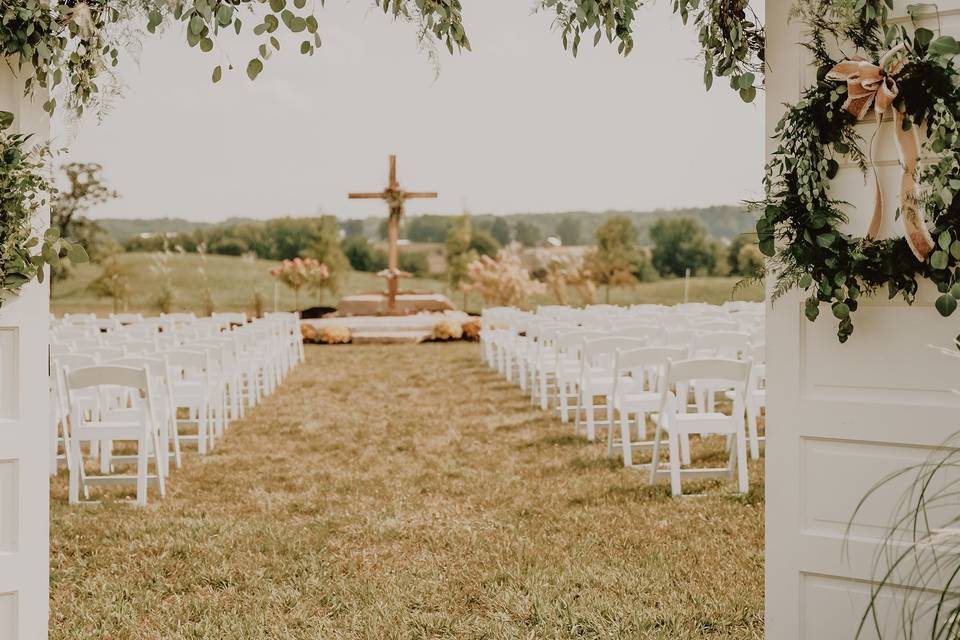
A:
[544,0,762,101]
[469,227,501,257]
[586,215,656,301]
[761,11,960,342]
[342,236,387,272]
[556,215,583,245]
[513,221,542,247]
[398,250,429,277]
[0,113,87,309]
[673,0,764,102]
[649,217,716,277]
[87,253,130,313]
[407,215,453,242]
[736,243,765,277]
[727,233,758,274]
[50,162,119,279]
[445,214,478,292]
[488,218,512,245]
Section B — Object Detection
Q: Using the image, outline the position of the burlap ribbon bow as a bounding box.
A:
[826,43,935,261]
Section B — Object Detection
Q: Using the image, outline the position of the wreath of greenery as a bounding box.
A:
[759,1,960,342]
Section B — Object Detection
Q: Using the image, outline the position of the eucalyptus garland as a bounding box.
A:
[759,3,960,342]
[0,112,87,309]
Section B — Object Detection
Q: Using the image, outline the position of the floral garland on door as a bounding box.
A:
[759,2,960,342]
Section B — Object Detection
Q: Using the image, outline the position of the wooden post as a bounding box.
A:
[348,155,438,314]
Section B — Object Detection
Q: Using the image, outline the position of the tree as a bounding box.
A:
[342,236,387,272]
[50,162,119,277]
[737,243,765,277]
[709,240,730,277]
[587,216,647,302]
[87,255,130,313]
[556,216,583,246]
[727,233,759,274]
[445,215,478,304]
[489,218,512,245]
[514,221,542,247]
[469,227,501,257]
[407,215,453,242]
[649,217,716,277]
[341,219,365,239]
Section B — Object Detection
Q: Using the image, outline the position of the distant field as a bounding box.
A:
[50,252,764,316]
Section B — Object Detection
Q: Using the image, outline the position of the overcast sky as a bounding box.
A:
[56,0,765,222]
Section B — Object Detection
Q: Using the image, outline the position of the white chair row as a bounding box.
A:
[49,311,305,505]
[480,303,767,496]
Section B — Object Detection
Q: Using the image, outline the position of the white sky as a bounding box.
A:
[57,0,765,221]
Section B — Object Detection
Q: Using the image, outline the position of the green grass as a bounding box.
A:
[50,252,764,316]
[50,343,764,639]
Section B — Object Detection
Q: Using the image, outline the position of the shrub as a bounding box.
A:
[399,251,429,277]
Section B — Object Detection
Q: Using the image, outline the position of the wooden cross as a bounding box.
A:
[348,154,438,311]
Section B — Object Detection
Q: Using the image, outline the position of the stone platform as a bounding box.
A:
[304,310,471,344]
[337,292,455,317]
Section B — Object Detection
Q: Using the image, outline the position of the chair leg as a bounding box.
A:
[668,432,683,497]
[560,381,570,424]
[100,439,112,474]
[152,429,166,498]
[680,434,692,466]
[586,397,596,442]
[735,429,749,494]
[197,404,207,455]
[747,404,760,460]
[68,436,81,505]
[649,423,663,485]
[620,410,633,467]
[539,371,549,411]
[574,387,583,434]
[136,436,148,507]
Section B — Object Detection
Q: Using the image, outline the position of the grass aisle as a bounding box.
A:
[50,343,764,639]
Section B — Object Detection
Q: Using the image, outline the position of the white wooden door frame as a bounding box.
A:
[765,2,960,637]
[0,71,51,639]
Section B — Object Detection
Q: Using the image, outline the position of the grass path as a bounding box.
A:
[51,343,764,639]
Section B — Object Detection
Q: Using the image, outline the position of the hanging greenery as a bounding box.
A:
[758,1,960,342]
[542,0,763,102]
[0,111,87,309]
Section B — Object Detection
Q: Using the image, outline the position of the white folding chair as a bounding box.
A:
[165,350,216,455]
[610,346,688,467]
[650,358,752,496]
[574,336,646,441]
[106,355,181,471]
[66,365,166,506]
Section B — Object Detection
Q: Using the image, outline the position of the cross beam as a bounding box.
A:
[347,154,438,312]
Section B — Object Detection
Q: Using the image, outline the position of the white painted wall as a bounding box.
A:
[765,2,960,638]
[0,70,50,639]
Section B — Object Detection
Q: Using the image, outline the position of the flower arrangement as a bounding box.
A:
[461,319,481,341]
[432,319,464,341]
[460,243,546,309]
[318,325,350,344]
[300,323,319,343]
[270,257,329,311]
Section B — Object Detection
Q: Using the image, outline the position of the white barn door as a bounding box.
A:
[0,71,50,639]
[766,2,960,638]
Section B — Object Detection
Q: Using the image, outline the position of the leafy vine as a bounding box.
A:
[0,112,87,309]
